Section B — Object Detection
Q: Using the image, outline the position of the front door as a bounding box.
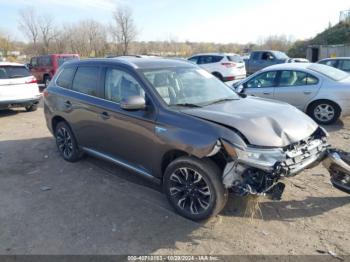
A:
[93,67,157,175]
[243,70,278,99]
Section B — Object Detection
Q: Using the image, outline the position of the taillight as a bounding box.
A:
[226,76,235,81]
[25,77,37,84]
[221,62,236,68]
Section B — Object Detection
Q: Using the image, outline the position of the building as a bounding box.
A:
[307,44,350,62]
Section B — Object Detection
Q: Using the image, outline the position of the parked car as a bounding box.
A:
[29,54,79,88]
[288,58,309,63]
[0,62,40,111]
[233,63,350,125]
[44,57,347,220]
[317,57,350,73]
[187,53,246,83]
[245,50,289,75]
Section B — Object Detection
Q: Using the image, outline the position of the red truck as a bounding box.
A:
[29,54,79,88]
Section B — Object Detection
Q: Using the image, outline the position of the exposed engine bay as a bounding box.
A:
[211,127,350,199]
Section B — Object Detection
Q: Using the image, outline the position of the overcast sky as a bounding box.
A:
[1,0,349,43]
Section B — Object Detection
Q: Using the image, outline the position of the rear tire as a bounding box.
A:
[307,100,340,125]
[55,121,83,162]
[163,156,228,221]
[25,104,38,112]
[212,72,223,82]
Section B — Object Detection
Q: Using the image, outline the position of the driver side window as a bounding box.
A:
[246,71,277,88]
[105,68,145,103]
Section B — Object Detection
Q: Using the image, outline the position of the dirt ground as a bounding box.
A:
[0,105,349,256]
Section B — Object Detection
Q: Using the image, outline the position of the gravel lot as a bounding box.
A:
[0,105,349,256]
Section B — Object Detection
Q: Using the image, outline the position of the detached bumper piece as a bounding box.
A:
[323,149,350,194]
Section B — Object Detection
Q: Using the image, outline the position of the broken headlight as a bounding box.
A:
[223,141,285,170]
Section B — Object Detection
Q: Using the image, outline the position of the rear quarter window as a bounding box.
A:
[0,66,31,79]
[227,55,243,63]
[72,66,100,96]
[56,67,76,89]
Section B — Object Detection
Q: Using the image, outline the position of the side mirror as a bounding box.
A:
[27,63,33,69]
[120,96,146,111]
[236,84,244,93]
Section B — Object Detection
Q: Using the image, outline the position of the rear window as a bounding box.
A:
[0,66,31,79]
[57,56,79,67]
[56,67,76,89]
[227,55,243,63]
[308,63,348,81]
[72,66,99,96]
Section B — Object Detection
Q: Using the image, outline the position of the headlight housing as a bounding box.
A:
[223,141,285,170]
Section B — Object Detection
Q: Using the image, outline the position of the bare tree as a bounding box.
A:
[18,7,39,53]
[38,15,57,54]
[111,5,137,55]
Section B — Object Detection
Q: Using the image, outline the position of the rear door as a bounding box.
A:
[273,70,321,109]
[242,70,278,99]
[58,65,104,150]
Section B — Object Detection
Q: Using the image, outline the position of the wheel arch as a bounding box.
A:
[306,99,342,115]
[51,115,69,133]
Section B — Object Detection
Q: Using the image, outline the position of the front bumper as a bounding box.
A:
[0,96,41,109]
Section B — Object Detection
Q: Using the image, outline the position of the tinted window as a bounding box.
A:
[321,60,338,67]
[56,67,76,89]
[261,52,274,60]
[105,68,144,103]
[0,66,31,79]
[198,56,223,64]
[340,60,350,72]
[227,55,243,63]
[246,71,277,88]
[38,56,51,67]
[251,52,260,60]
[72,67,100,96]
[188,56,199,64]
[31,57,38,67]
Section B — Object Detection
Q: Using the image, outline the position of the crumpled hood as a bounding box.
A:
[183,96,318,147]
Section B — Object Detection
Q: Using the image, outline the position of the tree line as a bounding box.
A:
[0,5,307,60]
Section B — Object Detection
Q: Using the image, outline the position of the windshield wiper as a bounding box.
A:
[172,103,201,108]
[206,98,236,105]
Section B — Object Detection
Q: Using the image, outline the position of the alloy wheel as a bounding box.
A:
[314,104,335,123]
[56,127,73,158]
[169,167,212,215]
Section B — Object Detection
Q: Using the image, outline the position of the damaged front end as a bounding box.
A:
[214,127,350,199]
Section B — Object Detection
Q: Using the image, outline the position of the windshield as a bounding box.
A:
[57,56,79,67]
[0,66,31,79]
[274,51,289,60]
[308,63,348,81]
[141,67,239,106]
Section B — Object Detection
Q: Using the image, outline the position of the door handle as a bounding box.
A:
[303,91,312,95]
[64,100,72,108]
[263,92,271,95]
[100,111,110,120]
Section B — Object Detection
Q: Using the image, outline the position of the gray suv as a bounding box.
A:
[44,57,349,220]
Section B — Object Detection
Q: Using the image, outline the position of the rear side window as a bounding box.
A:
[340,60,350,72]
[56,67,76,89]
[251,52,260,60]
[0,66,31,79]
[227,55,243,63]
[278,70,318,86]
[38,56,52,67]
[198,56,223,64]
[72,66,100,96]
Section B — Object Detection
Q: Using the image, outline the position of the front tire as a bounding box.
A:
[308,100,340,125]
[55,121,83,162]
[163,156,228,221]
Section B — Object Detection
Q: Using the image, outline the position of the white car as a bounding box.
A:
[188,53,246,84]
[0,62,41,111]
[233,63,350,124]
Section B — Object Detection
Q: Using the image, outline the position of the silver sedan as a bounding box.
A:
[233,63,350,124]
